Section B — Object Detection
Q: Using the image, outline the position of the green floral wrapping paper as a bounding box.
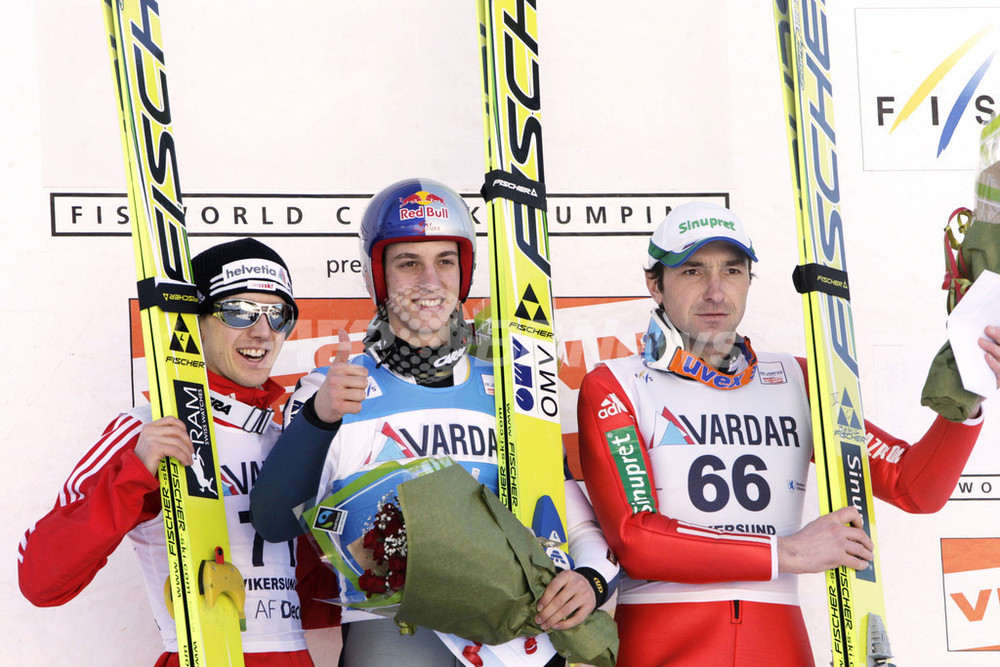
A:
[922,115,1000,421]
[394,464,618,667]
[301,460,618,666]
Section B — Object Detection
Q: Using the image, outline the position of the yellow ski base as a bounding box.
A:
[773,2,891,666]
[476,0,568,557]
[102,1,245,664]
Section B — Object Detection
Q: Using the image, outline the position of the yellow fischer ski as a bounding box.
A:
[102,1,246,664]
[476,0,569,563]
[773,1,893,666]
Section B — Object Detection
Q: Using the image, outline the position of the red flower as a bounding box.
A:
[357,496,408,598]
[387,568,406,590]
[362,528,379,551]
[380,505,405,534]
[358,570,389,595]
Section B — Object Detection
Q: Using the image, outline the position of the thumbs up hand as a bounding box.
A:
[312,329,370,424]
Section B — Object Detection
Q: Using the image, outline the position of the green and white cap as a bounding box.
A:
[645,201,758,269]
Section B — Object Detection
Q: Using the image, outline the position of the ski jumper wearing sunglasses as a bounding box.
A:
[576,202,989,666]
[18,238,338,666]
[250,179,620,667]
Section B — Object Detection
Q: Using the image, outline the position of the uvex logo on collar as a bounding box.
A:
[665,338,758,390]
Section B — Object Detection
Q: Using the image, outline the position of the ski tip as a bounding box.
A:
[531,495,567,547]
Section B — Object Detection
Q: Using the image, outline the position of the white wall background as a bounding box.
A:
[4,1,1000,664]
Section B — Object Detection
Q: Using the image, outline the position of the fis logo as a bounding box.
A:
[598,393,627,420]
[877,26,997,156]
[365,377,383,399]
[398,191,450,222]
[858,9,1000,168]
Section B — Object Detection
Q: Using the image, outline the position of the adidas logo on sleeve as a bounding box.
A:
[598,393,628,420]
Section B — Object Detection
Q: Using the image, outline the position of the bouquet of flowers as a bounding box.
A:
[355,498,407,598]
[299,457,447,611]
[298,458,618,667]
[923,115,1000,420]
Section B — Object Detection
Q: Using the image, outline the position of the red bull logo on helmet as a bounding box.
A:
[398,190,451,222]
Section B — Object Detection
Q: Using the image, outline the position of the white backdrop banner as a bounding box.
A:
[5,2,1000,666]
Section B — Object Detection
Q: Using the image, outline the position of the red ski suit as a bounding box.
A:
[18,372,338,666]
[578,353,981,666]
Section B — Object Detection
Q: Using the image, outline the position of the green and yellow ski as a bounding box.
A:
[773,1,893,665]
[102,1,245,664]
[476,0,568,563]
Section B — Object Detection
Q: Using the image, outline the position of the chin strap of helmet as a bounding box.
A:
[363,304,474,384]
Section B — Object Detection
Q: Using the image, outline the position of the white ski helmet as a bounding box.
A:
[359,178,477,305]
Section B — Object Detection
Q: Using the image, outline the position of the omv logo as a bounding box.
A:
[876,26,997,157]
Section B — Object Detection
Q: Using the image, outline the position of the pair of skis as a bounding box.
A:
[101,1,566,664]
[104,5,882,667]
[476,0,570,564]
[102,2,567,664]
[102,1,245,665]
[475,7,890,667]
[773,1,893,666]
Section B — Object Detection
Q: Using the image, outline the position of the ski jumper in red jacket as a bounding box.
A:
[577,202,990,666]
[18,239,338,665]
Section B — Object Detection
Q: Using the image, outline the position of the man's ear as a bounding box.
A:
[645,270,663,306]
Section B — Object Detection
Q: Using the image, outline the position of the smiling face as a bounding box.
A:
[647,240,751,368]
[382,240,461,347]
[199,291,287,388]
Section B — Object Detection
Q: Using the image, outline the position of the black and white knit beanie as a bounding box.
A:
[191,238,297,318]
